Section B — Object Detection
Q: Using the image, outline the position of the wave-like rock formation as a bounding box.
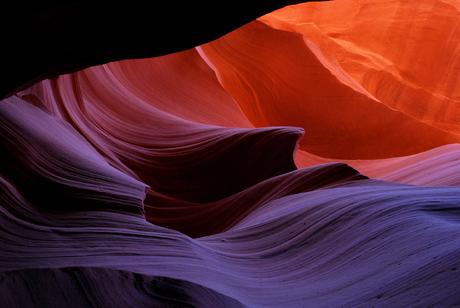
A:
[146,162,367,238]
[2,0,460,307]
[1,152,460,306]
[19,68,301,203]
[0,96,147,213]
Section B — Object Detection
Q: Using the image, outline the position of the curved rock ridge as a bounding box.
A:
[199,20,460,159]
[105,49,254,128]
[0,96,147,213]
[375,144,460,186]
[259,0,460,134]
[1,0,318,99]
[295,143,460,187]
[145,162,367,238]
[19,67,302,203]
[0,267,247,308]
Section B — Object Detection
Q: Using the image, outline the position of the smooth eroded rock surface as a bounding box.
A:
[2,0,460,306]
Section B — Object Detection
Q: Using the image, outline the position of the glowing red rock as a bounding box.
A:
[199,20,460,159]
[260,0,460,134]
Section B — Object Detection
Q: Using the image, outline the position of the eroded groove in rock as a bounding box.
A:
[145,162,367,238]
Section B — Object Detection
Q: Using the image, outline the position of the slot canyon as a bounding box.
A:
[1,0,460,306]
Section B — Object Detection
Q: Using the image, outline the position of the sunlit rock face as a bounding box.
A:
[199,19,460,159]
[259,0,460,138]
[1,0,460,307]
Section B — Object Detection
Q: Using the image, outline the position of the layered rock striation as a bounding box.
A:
[1,0,460,307]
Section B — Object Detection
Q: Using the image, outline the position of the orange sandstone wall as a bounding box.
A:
[199,19,460,159]
[259,0,460,134]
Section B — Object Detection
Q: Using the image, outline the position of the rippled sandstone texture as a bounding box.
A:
[1,0,460,307]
